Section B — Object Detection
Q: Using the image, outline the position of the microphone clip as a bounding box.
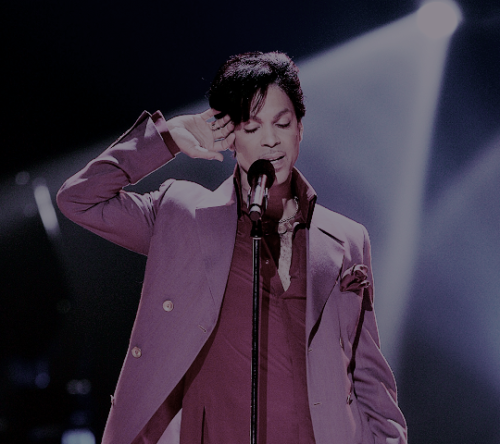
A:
[247,187,269,219]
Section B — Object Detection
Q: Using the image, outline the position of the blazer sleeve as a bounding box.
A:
[56,111,177,256]
[352,226,408,444]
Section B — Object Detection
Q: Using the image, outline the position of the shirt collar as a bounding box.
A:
[233,165,317,229]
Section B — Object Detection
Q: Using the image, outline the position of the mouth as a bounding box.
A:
[267,155,285,164]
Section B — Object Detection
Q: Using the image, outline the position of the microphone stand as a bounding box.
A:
[246,159,274,444]
[250,217,262,444]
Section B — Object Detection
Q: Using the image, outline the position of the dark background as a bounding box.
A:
[2,0,500,443]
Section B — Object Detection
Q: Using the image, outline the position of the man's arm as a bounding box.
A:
[351,226,408,443]
[56,109,235,255]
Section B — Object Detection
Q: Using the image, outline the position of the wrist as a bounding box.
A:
[151,111,181,156]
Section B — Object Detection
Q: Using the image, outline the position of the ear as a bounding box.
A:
[298,120,304,142]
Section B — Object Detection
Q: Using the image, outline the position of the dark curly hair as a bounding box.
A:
[207,51,305,125]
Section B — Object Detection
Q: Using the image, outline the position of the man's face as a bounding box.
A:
[232,84,303,192]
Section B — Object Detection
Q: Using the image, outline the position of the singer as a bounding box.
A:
[57,52,407,444]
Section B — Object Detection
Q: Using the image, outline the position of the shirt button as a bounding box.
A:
[131,346,142,358]
[163,300,174,312]
[340,337,344,349]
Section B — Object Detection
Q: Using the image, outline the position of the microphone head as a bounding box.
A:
[247,159,276,189]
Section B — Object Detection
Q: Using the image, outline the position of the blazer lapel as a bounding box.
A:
[193,178,346,346]
[306,216,345,343]
[195,177,238,310]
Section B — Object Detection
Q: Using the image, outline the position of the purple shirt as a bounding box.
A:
[180,171,316,444]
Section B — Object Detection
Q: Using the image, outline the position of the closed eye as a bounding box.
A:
[244,127,259,134]
[276,122,291,129]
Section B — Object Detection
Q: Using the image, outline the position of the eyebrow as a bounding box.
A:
[247,108,292,124]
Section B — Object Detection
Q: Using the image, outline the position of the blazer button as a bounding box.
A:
[163,300,174,312]
[131,346,142,358]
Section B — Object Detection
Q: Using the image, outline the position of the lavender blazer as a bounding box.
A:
[57,112,407,444]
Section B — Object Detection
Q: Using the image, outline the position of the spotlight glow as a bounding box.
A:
[61,429,95,444]
[33,179,60,236]
[417,1,461,39]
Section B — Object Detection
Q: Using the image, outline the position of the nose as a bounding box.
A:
[260,125,280,148]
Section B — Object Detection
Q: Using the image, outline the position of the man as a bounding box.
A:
[57,52,407,444]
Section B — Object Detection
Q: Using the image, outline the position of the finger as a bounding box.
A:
[214,132,235,152]
[213,152,224,162]
[212,122,234,146]
[213,124,233,141]
[219,116,234,130]
[220,119,234,135]
[211,117,234,136]
[208,114,232,133]
[200,108,219,121]
[217,113,232,125]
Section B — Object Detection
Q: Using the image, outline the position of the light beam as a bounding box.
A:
[417,1,462,39]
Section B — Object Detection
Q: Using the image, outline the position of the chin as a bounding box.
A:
[273,169,293,187]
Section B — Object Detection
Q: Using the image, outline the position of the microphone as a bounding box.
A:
[247,159,276,222]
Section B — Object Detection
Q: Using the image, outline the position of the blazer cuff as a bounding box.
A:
[151,110,181,156]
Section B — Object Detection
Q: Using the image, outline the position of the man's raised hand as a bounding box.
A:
[165,108,235,162]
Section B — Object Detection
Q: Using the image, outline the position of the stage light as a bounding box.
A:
[417,1,462,39]
[61,429,95,444]
[33,178,60,237]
